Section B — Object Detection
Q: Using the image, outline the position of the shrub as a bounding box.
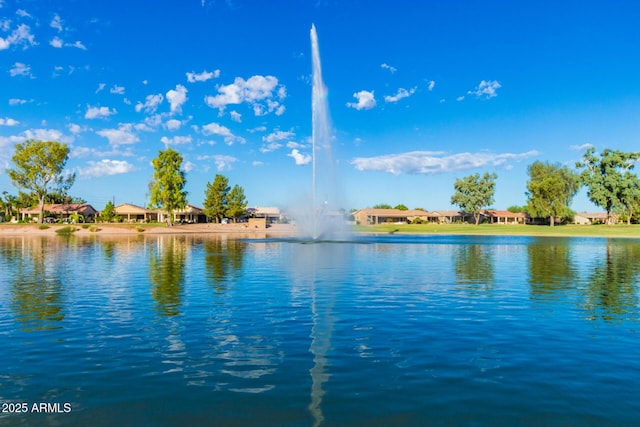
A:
[38,224,50,230]
[89,225,99,232]
[55,226,77,234]
[81,224,91,229]
[136,226,145,233]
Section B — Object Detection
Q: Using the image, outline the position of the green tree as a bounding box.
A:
[576,148,640,225]
[226,184,247,222]
[393,204,409,211]
[450,172,497,225]
[372,203,392,209]
[526,161,579,227]
[203,174,230,223]
[100,201,116,223]
[619,172,640,225]
[7,139,75,224]
[507,205,527,213]
[149,148,188,226]
[1,191,18,221]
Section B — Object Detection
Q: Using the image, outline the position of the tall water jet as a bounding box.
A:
[293,24,348,240]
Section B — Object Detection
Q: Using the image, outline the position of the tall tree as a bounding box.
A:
[100,201,117,223]
[7,139,75,224]
[226,184,247,222]
[450,172,497,225]
[526,161,580,226]
[576,148,640,224]
[203,174,230,223]
[619,172,640,225]
[149,148,188,226]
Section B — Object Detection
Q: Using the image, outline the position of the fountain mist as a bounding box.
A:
[293,24,349,240]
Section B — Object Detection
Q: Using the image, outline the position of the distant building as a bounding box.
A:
[247,207,282,224]
[574,212,613,225]
[20,203,98,223]
[482,210,530,224]
[352,208,431,225]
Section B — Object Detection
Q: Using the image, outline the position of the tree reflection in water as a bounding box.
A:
[8,237,65,331]
[204,236,246,294]
[149,236,187,316]
[528,238,576,297]
[584,240,640,322]
[454,244,495,289]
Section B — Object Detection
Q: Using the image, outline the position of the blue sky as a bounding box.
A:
[1,0,639,212]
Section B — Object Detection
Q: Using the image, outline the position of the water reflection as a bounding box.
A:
[455,244,494,288]
[204,236,246,293]
[7,237,66,331]
[149,236,188,316]
[528,238,576,296]
[584,240,640,322]
[284,241,348,427]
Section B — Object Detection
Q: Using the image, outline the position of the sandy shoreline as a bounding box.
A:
[0,223,298,237]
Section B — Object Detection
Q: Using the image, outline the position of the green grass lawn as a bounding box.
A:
[355,223,640,238]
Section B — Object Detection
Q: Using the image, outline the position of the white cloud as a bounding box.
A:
[263,129,295,143]
[347,90,376,110]
[160,135,192,146]
[468,80,501,99]
[456,96,465,102]
[166,84,188,114]
[50,14,63,32]
[9,62,33,78]
[50,36,63,48]
[135,93,164,114]
[85,105,117,119]
[381,63,397,73]
[9,98,31,105]
[0,117,19,126]
[204,75,285,115]
[110,85,125,95]
[288,149,311,165]
[97,123,139,146]
[68,40,86,50]
[201,122,245,145]
[230,111,241,122]
[570,143,593,151]
[16,9,31,18]
[260,142,282,153]
[79,159,134,178]
[384,87,416,103]
[96,83,106,93]
[427,80,435,91]
[183,160,195,173]
[351,150,538,175]
[186,69,220,83]
[252,161,264,166]
[67,123,85,134]
[1,24,37,50]
[22,128,73,144]
[166,119,182,130]
[198,154,238,171]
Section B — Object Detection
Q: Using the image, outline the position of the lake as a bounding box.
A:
[1,233,639,426]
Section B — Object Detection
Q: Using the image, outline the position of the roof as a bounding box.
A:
[20,203,98,215]
[483,209,529,218]
[355,208,430,217]
[430,210,465,217]
[114,203,150,214]
[249,206,281,215]
[575,212,610,219]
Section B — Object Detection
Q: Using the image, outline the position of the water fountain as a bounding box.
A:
[292,24,349,240]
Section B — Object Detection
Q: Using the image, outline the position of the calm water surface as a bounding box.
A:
[0,234,639,426]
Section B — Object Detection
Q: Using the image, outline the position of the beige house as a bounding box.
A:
[353,208,431,225]
[482,210,530,224]
[20,203,98,223]
[574,212,612,225]
[248,207,282,224]
[174,205,207,223]
[113,203,163,223]
[429,210,471,224]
